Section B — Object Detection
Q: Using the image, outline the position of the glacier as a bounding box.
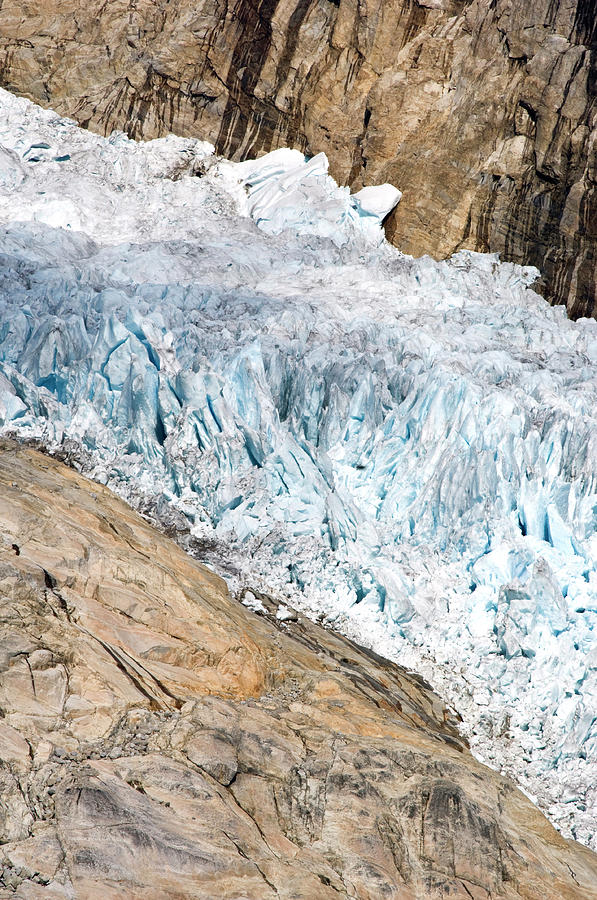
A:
[0,87,596,849]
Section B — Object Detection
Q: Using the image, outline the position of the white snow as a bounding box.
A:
[352,184,402,221]
[0,87,596,849]
[241,591,267,615]
[276,604,298,622]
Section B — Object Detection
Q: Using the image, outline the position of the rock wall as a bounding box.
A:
[0,0,595,316]
[1,439,597,898]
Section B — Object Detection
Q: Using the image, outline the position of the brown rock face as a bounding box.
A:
[1,439,597,898]
[0,0,595,316]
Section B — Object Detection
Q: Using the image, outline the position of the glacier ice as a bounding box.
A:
[0,87,596,849]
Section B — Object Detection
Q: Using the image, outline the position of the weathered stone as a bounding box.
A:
[1,827,64,884]
[185,731,239,785]
[0,722,31,774]
[0,0,594,315]
[0,438,596,898]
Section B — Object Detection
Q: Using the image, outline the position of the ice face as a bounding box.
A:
[0,87,596,849]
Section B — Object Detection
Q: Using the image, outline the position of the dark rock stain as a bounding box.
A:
[215,0,283,158]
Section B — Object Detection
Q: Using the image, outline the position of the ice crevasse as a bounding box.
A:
[0,87,596,849]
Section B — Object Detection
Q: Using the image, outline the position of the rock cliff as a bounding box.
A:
[0,0,595,316]
[0,439,597,898]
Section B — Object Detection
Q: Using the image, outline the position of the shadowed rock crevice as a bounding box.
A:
[215,0,282,158]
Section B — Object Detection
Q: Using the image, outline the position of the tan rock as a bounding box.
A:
[185,730,238,785]
[1,826,64,882]
[0,722,31,774]
[0,438,595,898]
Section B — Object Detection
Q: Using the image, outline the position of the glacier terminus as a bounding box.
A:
[0,88,596,850]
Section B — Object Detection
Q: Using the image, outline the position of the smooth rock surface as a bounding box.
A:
[0,440,596,899]
[0,0,595,315]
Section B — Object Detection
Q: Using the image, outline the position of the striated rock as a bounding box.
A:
[0,0,595,315]
[0,440,596,898]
